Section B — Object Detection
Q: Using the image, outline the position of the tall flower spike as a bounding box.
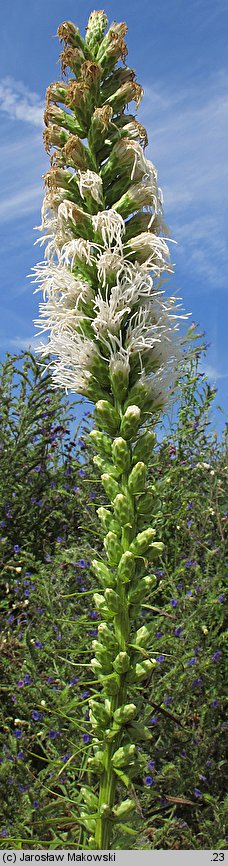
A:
[32,10,194,850]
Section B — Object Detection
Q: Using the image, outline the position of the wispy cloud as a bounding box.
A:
[140,72,228,288]
[0,335,42,351]
[0,77,44,127]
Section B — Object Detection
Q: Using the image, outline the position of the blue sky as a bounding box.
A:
[0,0,227,436]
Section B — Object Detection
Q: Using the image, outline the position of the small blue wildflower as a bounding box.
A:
[15,729,22,739]
[35,640,45,649]
[187,502,193,509]
[186,520,192,528]
[1,829,7,837]
[89,491,96,499]
[218,594,225,602]
[212,651,222,663]
[157,655,165,663]
[174,627,183,637]
[33,800,39,808]
[7,614,14,624]
[164,697,172,706]
[170,598,178,607]
[148,760,155,769]
[49,730,59,740]
[83,734,90,744]
[192,678,203,688]
[69,676,79,686]
[14,545,20,553]
[24,590,30,597]
[187,590,192,597]
[79,469,86,478]
[24,580,30,586]
[149,716,158,726]
[187,657,196,666]
[62,754,72,763]
[56,537,63,543]
[89,610,98,620]
[17,679,24,688]
[81,691,89,699]
[17,751,24,760]
[211,699,219,708]
[177,583,182,590]
[32,711,40,721]
[156,631,163,638]
[34,465,41,472]
[145,776,154,786]
[194,787,202,798]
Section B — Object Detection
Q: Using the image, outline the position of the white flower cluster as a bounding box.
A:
[32,152,189,410]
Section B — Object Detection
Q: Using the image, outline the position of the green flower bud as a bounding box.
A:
[85,10,108,55]
[99,672,121,695]
[112,798,135,819]
[98,624,116,646]
[89,429,112,457]
[101,473,120,502]
[93,592,111,616]
[88,750,105,774]
[128,462,146,494]
[109,355,130,401]
[130,659,156,681]
[113,494,132,526]
[113,703,136,724]
[120,405,141,439]
[88,105,113,154]
[113,651,130,674]
[136,488,157,514]
[132,430,156,464]
[91,657,103,674]
[112,743,136,768]
[94,399,120,434]
[111,437,130,470]
[118,550,135,582]
[103,531,123,565]
[89,699,110,724]
[134,624,154,647]
[80,813,96,833]
[92,558,114,586]
[128,575,156,604]
[147,541,164,560]
[93,454,121,479]
[130,527,156,556]
[81,787,99,810]
[99,804,112,818]
[104,588,121,612]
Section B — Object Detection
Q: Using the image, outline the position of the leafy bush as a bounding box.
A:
[0,350,227,848]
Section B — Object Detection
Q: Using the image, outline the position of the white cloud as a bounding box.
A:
[198,361,228,382]
[140,72,228,288]
[0,77,44,127]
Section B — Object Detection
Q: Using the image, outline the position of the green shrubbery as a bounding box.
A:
[0,350,227,848]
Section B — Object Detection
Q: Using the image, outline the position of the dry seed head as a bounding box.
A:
[80,60,102,85]
[60,46,85,76]
[57,21,80,46]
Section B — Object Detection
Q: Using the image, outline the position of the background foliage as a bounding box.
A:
[0,350,227,849]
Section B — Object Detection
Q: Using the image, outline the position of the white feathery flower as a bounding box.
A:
[31,260,91,303]
[92,209,125,250]
[127,232,173,275]
[76,170,103,205]
[92,284,132,337]
[96,251,124,286]
[60,238,94,269]
[38,330,100,394]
